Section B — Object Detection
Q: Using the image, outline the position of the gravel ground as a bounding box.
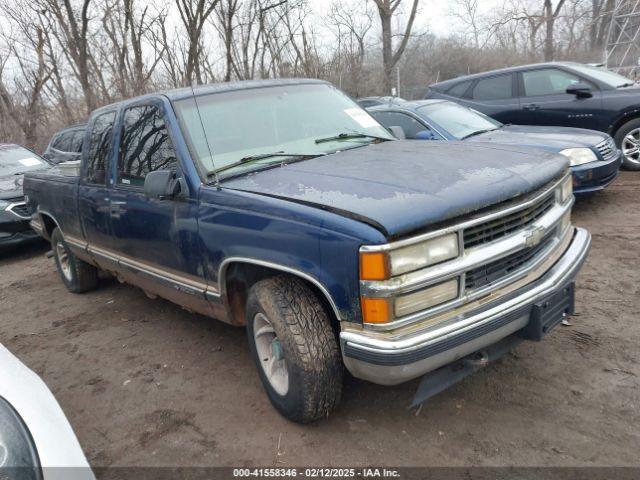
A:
[0,172,639,468]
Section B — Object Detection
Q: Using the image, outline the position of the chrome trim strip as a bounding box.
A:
[360,172,569,252]
[85,243,214,294]
[361,198,573,298]
[218,257,342,322]
[341,227,591,357]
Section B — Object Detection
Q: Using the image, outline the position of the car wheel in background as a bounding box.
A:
[51,227,99,293]
[614,118,640,171]
[246,275,343,423]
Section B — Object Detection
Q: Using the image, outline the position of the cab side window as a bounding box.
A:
[522,69,585,96]
[472,75,513,100]
[119,105,178,187]
[85,111,116,185]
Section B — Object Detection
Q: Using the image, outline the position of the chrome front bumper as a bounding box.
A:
[340,227,591,386]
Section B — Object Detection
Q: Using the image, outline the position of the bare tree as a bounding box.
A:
[543,0,567,60]
[327,0,374,95]
[372,0,419,94]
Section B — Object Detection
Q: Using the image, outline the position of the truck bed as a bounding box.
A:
[23,171,82,240]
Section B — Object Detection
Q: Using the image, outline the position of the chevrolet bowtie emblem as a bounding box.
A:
[524,225,545,248]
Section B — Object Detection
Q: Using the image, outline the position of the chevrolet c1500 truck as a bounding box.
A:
[23,79,591,423]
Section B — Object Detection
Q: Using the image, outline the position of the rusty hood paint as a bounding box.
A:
[221,141,568,238]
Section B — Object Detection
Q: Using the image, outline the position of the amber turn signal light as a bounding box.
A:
[361,297,391,324]
[359,251,389,281]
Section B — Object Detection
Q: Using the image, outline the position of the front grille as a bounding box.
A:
[595,138,617,160]
[7,202,30,219]
[465,233,556,291]
[463,193,555,249]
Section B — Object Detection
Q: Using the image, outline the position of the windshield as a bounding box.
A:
[569,64,635,88]
[0,146,49,176]
[173,83,394,177]
[417,102,501,139]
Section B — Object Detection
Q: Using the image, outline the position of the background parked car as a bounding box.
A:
[0,343,93,479]
[355,96,406,109]
[0,144,51,250]
[368,99,621,195]
[42,124,86,165]
[425,62,640,170]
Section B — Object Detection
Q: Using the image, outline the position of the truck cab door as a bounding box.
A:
[107,101,213,314]
[79,109,117,263]
[517,68,603,129]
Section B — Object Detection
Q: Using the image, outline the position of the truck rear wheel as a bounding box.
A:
[246,275,343,423]
[614,118,640,171]
[51,228,99,293]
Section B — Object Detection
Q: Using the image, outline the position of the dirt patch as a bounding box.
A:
[0,172,639,467]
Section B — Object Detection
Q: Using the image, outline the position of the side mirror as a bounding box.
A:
[414,130,437,140]
[566,83,592,98]
[144,170,186,200]
[388,125,406,139]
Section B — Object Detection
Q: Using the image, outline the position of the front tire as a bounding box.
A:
[614,118,640,171]
[246,275,343,423]
[51,228,99,293]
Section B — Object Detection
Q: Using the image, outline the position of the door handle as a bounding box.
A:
[523,103,540,111]
[110,201,126,218]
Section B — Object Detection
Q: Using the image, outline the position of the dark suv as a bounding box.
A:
[42,124,85,165]
[425,62,640,170]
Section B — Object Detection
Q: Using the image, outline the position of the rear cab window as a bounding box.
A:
[118,105,178,188]
[85,111,116,185]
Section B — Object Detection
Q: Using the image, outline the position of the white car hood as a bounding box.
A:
[0,344,93,479]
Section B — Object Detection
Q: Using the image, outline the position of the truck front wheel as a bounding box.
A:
[246,275,343,423]
[51,228,99,293]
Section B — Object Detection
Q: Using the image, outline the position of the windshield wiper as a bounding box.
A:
[209,152,324,176]
[618,82,635,88]
[461,128,498,140]
[314,132,391,144]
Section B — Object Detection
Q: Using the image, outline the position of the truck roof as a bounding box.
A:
[93,78,330,115]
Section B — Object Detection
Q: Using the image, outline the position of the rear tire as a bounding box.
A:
[614,118,640,171]
[51,228,98,293]
[246,275,343,423]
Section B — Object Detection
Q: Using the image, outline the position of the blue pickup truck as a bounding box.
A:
[24,79,591,423]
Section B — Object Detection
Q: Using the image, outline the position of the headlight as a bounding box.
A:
[560,147,597,166]
[360,233,459,281]
[0,397,40,474]
[559,175,573,203]
[0,200,9,210]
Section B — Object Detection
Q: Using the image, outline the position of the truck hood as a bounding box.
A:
[468,125,608,152]
[222,141,567,238]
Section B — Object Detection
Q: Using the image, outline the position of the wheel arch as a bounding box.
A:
[609,108,640,138]
[218,258,342,327]
[38,211,62,241]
